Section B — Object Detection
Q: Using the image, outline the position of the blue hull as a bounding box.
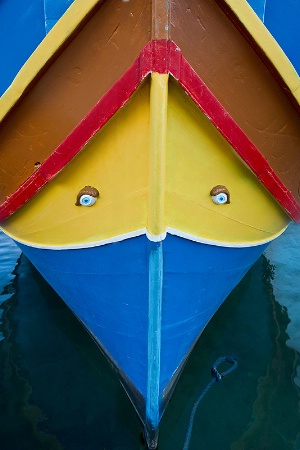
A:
[17,233,268,446]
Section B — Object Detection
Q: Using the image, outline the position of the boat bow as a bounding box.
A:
[1,1,300,448]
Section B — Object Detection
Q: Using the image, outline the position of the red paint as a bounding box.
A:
[1,40,300,222]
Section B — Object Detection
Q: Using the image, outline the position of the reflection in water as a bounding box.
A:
[230,259,300,450]
[160,251,300,450]
[0,229,300,449]
[265,223,300,388]
[0,231,21,340]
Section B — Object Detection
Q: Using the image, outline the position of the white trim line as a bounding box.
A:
[166,226,286,248]
[146,230,167,242]
[8,226,286,250]
[10,229,147,250]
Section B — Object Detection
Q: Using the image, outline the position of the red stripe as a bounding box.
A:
[1,40,299,222]
[173,53,300,221]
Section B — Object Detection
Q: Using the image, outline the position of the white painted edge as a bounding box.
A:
[165,227,286,248]
[146,231,167,242]
[5,225,287,250]
[2,228,146,250]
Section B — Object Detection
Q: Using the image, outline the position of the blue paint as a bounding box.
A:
[264,0,300,74]
[146,242,163,443]
[17,234,268,428]
[0,0,45,95]
[160,235,268,397]
[17,237,149,396]
[0,0,74,96]
[246,0,300,74]
[44,0,74,33]
[246,0,266,20]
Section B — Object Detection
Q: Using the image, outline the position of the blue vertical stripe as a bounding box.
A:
[146,241,163,441]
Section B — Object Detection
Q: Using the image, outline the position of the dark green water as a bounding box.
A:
[0,227,300,450]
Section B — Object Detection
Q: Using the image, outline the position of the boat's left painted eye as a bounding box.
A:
[211,193,228,205]
[79,194,97,206]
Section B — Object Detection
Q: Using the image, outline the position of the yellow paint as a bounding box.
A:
[1,75,289,247]
[2,78,151,247]
[148,73,168,237]
[165,78,289,244]
[0,0,100,119]
[224,0,300,102]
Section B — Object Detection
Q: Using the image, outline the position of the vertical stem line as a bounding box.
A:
[151,0,170,40]
[148,72,168,239]
[145,72,169,449]
[146,241,163,448]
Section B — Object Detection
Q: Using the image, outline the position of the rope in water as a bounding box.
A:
[183,354,238,450]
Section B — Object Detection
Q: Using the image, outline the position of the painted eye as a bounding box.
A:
[210,185,230,204]
[79,194,97,206]
[75,185,99,206]
[212,193,228,205]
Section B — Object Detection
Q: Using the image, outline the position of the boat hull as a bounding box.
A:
[16,232,268,446]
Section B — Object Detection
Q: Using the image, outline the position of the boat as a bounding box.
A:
[1,0,300,448]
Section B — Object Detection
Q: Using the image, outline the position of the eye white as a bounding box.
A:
[212,193,228,205]
[79,194,97,206]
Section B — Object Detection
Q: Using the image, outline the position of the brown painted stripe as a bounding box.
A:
[0,0,151,204]
[170,0,300,204]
